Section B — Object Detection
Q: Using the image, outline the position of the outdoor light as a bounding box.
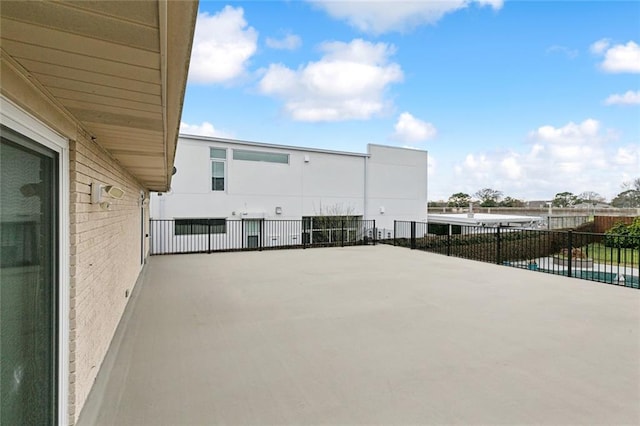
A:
[104,185,125,199]
[92,182,126,205]
[275,206,283,215]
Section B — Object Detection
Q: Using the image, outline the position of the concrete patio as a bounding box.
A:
[78,245,640,425]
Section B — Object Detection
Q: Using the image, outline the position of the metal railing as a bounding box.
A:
[390,221,639,289]
[150,219,377,255]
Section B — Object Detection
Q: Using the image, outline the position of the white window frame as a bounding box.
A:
[1,95,70,425]
[210,147,226,192]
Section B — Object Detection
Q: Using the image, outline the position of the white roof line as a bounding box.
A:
[180,134,371,157]
[427,213,543,226]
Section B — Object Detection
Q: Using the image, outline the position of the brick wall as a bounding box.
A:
[69,135,148,424]
[2,63,151,425]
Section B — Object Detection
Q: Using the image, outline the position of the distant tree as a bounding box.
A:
[552,191,578,207]
[428,200,448,208]
[499,196,525,207]
[577,191,605,205]
[474,188,503,207]
[611,178,640,208]
[611,189,640,208]
[621,177,640,192]
[447,192,471,208]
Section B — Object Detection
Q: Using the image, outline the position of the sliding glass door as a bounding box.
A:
[1,125,59,424]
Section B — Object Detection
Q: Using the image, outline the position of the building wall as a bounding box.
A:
[152,137,428,231]
[69,136,148,423]
[1,63,148,424]
[154,137,367,220]
[366,144,428,231]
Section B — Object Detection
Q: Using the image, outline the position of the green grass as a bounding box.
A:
[580,243,639,267]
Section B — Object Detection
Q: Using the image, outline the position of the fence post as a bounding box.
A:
[208,221,212,254]
[393,221,397,246]
[447,231,451,257]
[410,221,416,250]
[303,219,306,249]
[496,226,502,265]
[567,230,573,278]
[259,220,263,252]
[341,219,344,247]
[373,220,377,245]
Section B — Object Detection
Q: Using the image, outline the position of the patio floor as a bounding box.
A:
[78,245,640,425]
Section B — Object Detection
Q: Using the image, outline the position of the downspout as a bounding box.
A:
[363,154,368,221]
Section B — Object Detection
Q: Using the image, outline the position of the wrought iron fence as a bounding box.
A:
[391,221,639,289]
[150,218,377,255]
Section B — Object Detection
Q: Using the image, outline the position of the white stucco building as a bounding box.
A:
[150,135,428,250]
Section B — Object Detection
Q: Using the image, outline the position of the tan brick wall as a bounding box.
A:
[3,63,151,425]
[69,135,149,424]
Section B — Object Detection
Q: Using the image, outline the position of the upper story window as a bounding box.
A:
[233,149,289,164]
[210,147,226,191]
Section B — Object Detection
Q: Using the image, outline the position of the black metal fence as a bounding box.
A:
[390,221,639,289]
[150,218,377,255]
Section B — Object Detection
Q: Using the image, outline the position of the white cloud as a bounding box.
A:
[528,118,601,145]
[188,7,258,83]
[308,0,503,34]
[592,40,640,73]
[500,156,522,180]
[428,154,436,178]
[546,45,578,59]
[266,33,302,50]
[590,38,610,55]
[604,90,640,105]
[614,145,640,166]
[392,112,437,143]
[258,39,403,121]
[450,119,634,200]
[475,0,504,8]
[179,121,231,138]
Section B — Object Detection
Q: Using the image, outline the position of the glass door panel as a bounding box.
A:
[1,126,58,425]
[245,220,260,248]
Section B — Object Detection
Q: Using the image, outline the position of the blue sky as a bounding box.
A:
[179,0,640,202]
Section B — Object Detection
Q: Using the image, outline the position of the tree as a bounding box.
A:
[604,217,640,248]
[499,196,525,207]
[428,200,448,208]
[621,177,640,192]
[611,189,640,208]
[474,188,502,207]
[552,191,578,207]
[310,202,359,244]
[447,192,471,208]
[577,191,605,205]
[611,177,640,208]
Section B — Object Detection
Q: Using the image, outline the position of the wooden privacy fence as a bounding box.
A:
[594,216,636,233]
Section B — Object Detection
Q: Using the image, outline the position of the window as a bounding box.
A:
[233,149,289,164]
[175,218,226,235]
[210,147,226,159]
[302,216,362,244]
[210,148,226,191]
